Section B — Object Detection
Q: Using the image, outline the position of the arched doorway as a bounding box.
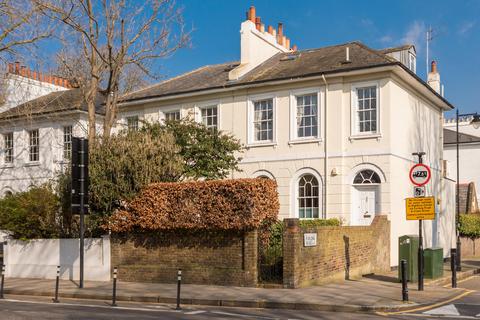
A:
[351,169,381,225]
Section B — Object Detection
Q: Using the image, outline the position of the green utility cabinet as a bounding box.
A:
[398,235,419,282]
[424,248,444,279]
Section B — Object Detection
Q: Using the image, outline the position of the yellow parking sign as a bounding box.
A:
[406,197,435,220]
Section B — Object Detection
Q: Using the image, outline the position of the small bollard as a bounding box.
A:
[111,267,118,307]
[400,259,409,302]
[52,265,60,303]
[0,265,5,299]
[451,249,457,288]
[175,269,182,310]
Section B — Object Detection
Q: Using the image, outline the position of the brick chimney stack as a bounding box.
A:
[6,62,71,88]
[427,60,441,93]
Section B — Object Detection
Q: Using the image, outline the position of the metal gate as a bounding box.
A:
[258,225,283,284]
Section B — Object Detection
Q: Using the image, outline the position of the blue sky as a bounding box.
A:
[159,0,480,117]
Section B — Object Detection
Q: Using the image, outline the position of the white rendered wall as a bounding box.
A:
[1,74,66,113]
[444,143,480,200]
[3,236,111,281]
[0,114,91,194]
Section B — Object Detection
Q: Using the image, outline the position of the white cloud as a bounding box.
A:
[379,35,393,44]
[401,21,426,49]
[458,21,476,36]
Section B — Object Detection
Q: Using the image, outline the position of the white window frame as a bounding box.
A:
[194,100,220,130]
[247,93,277,147]
[28,129,40,163]
[289,87,323,143]
[290,168,323,219]
[3,132,14,164]
[350,81,381,139]
[126,115,139,131]
[160,106,183,122]
[63,125,73,160]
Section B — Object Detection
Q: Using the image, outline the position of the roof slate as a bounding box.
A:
[0,89,105,120]
[123,42,397,102]
[444,128,480,145]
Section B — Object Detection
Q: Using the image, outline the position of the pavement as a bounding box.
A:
[1,258,479,313]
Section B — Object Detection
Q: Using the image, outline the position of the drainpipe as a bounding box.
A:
[322,74,328,218]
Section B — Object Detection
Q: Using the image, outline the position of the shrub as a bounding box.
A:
[459,213,480,239]
[107,178,279,232]
[89,129,184,215]
[0,185,60,240]
[299,218,341,229]
[141,119,244,180]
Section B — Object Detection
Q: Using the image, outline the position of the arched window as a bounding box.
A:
[353,169,381,184]
[298,174,319,218]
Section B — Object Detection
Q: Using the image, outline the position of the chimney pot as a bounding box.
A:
[255,17,261,31]
[33,71,37,80]
[267,25,273,35]
[248,6,256,23]
[20,66,26,77]
[8,63,13,74]
[15,62,20,74]
[277,23,283,36]
[431,60,437,73]
[285,38,290,50]
[260,24,265,32]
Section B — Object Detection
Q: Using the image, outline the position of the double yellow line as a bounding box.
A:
[376,288,476,316]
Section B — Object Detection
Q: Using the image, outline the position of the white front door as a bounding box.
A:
[352,186,378,225]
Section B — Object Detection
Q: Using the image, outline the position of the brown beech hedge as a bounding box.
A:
[107,178,279,232]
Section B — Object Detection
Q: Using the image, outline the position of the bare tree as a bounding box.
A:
[0,0,50,57]
[36,0,190,138]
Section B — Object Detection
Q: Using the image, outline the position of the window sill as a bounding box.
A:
[349,133,382,141]
[24,162,40,167]
[246,142,277,149]
[0,164,14,169]
[288,138,322,145]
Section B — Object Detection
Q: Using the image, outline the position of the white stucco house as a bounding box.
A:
[0,64,104,193]
[112,7,457,266]
[0,7,457,266]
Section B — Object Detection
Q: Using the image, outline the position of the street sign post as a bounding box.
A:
[411,152,430,292]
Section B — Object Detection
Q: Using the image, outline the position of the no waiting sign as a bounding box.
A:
[409,163,431,186]
[406,197,435,220]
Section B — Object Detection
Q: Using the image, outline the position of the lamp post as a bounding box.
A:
[455,110,480,271]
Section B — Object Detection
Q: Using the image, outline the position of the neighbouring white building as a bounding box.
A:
[0,64,104,193]
[113,7,456,266]
[443,117,480,205]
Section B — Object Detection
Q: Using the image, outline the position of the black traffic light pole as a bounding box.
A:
[412,152,425,291]
[79,138,86,289]
[72,137,88,289]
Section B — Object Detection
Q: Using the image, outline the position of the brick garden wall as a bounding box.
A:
[111,230,258,287]
[461,237,480,258]
[283,215,390,288]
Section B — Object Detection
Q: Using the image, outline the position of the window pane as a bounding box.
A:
[4,132,13,163]
[296,94,318,138]
[63,126,72,160]
[201,106,218,130]
[298,174,320,219]
[253,99,273,141]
